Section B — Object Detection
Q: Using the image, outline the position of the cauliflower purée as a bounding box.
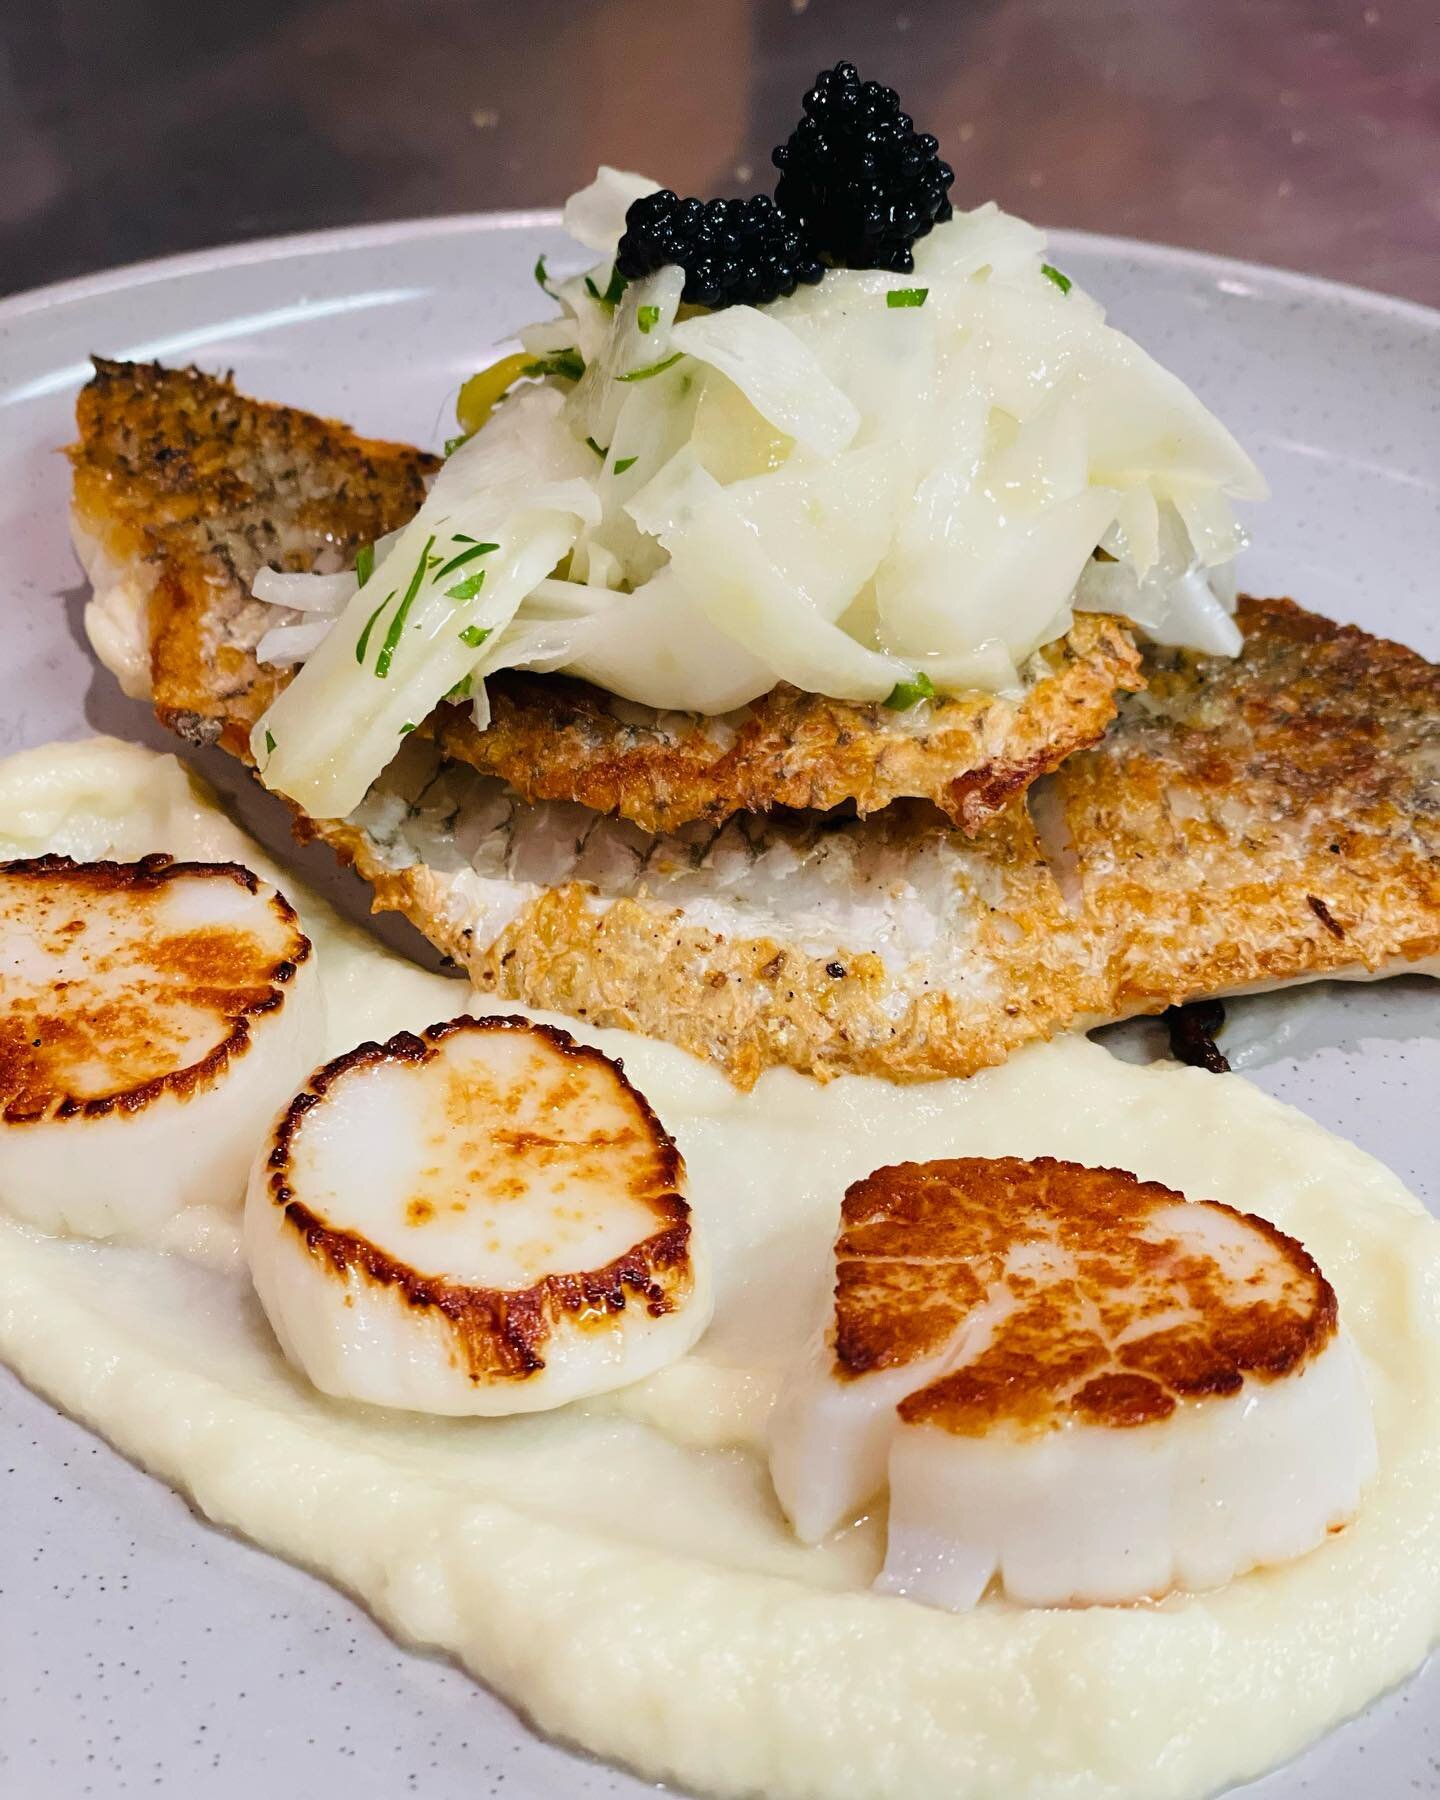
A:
[1,737,1437,1800]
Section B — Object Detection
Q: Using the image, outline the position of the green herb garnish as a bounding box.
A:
[374,535,435,678]
[523,349,585,382]
[458,624,491,648]
[534,254,551,292]
[444,432,472,457]
[446,571,487,601]
[354,543,374,588]
[1041,263,1072,295]
[399,721,418,735]
[263,729,276,755]
[585,436,608,459]
[884,671,937,710]
[637,304,660,334]
[887,287,928,308]
[617,352,683,383]
[356,593,392,664]
[613,455,638,475]
[446,675,473,700]
[586,268,627,309]
[434,541,498,582]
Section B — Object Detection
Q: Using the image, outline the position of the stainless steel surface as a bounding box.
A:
[2,0,1437,303]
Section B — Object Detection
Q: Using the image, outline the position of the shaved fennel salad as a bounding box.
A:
[251,167,1266,820]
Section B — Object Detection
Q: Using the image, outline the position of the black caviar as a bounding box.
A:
[615,192,824,309]
[773,61,954,273]
[614,61,956,308]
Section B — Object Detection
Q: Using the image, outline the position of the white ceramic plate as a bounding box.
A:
[0,217,1437,1799]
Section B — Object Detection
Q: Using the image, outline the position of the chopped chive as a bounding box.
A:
[444,432,471,457]
[534,254,551,292]
[459,624,491,648]
[399,721,418,735]
[263,729,276,755]
[612,455,638,475]
[586,268,627,310]
[374,535,435,678]
[446,570,486,601]
[585,436,608,459]
[451,532,476,543]
[617,351,683,383]
[446,675,473,700]
[523,349,585,382]
[434,541,498,581]
[884,671,937,710]
[886,287,928,308]
[356,593,392,663]
[1041,263,1072,295]
[354,543,374,588]
[637,304,660,334]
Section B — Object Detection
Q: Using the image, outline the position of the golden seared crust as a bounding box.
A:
[436,610,1143,834]
[69,359,438,760]
[71,361,1440,1088]
[0,853,311,1122]
[831,1157,1336,1437]
[262,1017,695,1382]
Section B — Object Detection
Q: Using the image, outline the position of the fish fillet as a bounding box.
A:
[69,360,1440,1086]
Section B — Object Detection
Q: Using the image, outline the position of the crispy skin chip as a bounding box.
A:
[71,361,1440,1087]
[437,611,1141,833]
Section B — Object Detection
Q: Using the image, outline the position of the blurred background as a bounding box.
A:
[2,0,1437,302]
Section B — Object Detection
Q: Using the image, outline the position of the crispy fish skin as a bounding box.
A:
[1067,597,1440,1008]
[70,361,1440,1088]
[436,611,1143,835]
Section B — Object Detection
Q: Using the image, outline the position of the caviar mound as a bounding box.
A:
[615,192,825,309]
[773,61,955,273]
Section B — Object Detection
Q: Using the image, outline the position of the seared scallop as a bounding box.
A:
[0,854,322,1241]
[769,1156,1376,1609]
[245,1016,712,1415]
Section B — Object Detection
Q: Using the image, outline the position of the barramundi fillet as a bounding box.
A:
[69,360,1440,1087]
